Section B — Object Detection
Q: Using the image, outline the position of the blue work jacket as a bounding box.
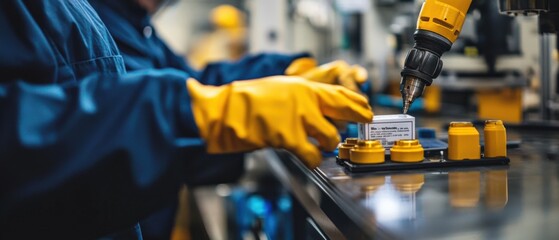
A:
[0,1,303,239]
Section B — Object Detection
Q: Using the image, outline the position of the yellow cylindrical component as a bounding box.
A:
[449,171,480,208]
[390,139,425,163]
[484,120,507,158]
[485,170,508,209]
[391,174,425,194]
[337,138,359,160]
[350,140,385,164]
[417,0,473,43]
[448,122,480,161]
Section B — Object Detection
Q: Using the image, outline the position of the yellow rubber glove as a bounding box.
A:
[187,76,373,168]
[285,58,368,92]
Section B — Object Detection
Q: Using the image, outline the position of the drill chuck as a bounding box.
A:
[400,30,452,113]
[401,30,451,86]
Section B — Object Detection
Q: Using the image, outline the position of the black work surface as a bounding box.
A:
[342,157,510,172]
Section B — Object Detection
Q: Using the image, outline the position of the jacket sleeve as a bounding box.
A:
[195,52,311,86]
[0,69,205,238]
[151,27,309,86]
[156,35,309,85]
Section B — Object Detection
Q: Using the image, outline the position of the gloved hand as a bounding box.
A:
[187,76,373,168]
[285,58,368,92]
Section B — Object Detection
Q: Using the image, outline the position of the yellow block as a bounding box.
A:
[477,88,522,123]
[350,140,385,164]
[448,122,480,160]
[390,139,425,163]
[484,120,507,158]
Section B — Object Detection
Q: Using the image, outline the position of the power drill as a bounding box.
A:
[400,0,472,113]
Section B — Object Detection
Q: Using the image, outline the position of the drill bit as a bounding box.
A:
[400,76,427,114]
[403,101,410,114]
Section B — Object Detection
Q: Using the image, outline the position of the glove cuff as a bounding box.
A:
[186,79,230,141]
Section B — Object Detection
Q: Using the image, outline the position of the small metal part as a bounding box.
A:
[400,76,426,114]
[403,101,410,114]
[499,0,548,16]
[345,138,359,145]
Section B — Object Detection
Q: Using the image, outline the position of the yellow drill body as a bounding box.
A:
[417,0,472,43]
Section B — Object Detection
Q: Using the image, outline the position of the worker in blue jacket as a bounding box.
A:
[89,1,313,238]
[89,0,371,238]
[0,1,372,239]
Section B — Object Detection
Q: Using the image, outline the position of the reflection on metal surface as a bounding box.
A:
[392,174,425,220]
[391,174,425,194]
[485,170,509,209]
[448,170,510,209]
[355,176,386,194]
[449,172,481,208]
[364,174,425,221]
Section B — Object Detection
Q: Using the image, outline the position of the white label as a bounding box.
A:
[363,121,414,147]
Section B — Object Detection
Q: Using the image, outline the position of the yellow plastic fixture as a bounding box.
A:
[448,122,480,160]
[417,0,473,43]
[350,140,385,164]
[484,120,507,158]
[338,138,359,160]
[390,139,425,163]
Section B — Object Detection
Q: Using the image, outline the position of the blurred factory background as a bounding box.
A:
[153,0,558,123]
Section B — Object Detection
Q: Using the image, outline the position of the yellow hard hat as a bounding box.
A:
[211,4,245,29]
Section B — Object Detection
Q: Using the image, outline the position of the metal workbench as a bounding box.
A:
[253,121,559,240]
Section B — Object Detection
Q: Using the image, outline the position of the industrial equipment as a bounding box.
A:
[400,0,559,119]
